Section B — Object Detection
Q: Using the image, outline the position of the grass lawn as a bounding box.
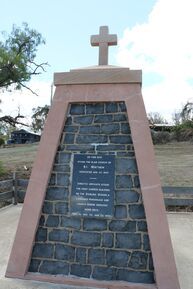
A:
[155,142,193,187]
[0,142,192,186]
[0,143,38,179]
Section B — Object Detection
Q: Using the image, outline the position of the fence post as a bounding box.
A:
[13,172,18,205]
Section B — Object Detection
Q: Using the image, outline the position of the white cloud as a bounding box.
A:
[117,0,193,121]
[0,80,52,125]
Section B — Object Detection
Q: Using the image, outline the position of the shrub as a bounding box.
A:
[172,121,193,142]
[151,130,171,144]
[0,138,5,146]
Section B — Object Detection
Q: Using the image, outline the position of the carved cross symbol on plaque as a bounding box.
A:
[91,26,117,65]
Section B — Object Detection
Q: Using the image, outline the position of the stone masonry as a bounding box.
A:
[29,102,155,284]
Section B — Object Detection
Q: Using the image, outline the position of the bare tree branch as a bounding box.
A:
[0,115,29,127]
[18,81,38,96]
[29,61,49,73]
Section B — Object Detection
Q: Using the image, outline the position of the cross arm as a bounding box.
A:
[91,34,117,46]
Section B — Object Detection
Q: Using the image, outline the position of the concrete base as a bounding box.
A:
[1,205,193,289]
[168,212,193,289]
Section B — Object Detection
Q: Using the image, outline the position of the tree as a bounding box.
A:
[0,121,13,135]
[172,102,193,125]
[147,112,168,125]
[172,111,181,125]
[31,105,49,133]
[172,102,193,142]
[0,23,47,126]
[0,119,18,137]
[0,22,47,93]
[181,101,193,122]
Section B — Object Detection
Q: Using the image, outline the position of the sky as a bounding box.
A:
[1,0,193,124]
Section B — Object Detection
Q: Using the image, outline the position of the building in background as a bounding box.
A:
[7,129,40,144]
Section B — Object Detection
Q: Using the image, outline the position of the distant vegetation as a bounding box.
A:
[0,137,5,146]
[172,120,193,142]
[149,101,193,144]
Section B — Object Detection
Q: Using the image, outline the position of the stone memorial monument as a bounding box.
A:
[6,26,180,289]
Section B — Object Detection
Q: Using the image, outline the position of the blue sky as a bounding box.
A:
[1,0,193,123]
[0,0,155,77]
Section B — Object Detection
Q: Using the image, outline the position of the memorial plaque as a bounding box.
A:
[70,154,115,218]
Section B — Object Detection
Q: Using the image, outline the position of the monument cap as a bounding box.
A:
[54,26,141,86]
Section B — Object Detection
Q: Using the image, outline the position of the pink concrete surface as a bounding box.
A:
[25,272,157,289]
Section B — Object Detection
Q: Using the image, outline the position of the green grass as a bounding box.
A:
[0,161,7,177]
[0,142,192,186]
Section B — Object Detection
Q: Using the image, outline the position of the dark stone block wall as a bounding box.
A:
[29,102,155,284]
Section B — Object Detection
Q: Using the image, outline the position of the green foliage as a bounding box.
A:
[172,120,193,141]
[31,105,49,133]
[171,102,193,141]
[0,137,5,146]
[0,22,46,92]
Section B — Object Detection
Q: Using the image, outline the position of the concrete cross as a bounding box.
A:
[91,26,117,65]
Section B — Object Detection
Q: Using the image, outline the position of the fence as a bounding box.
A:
[0,175,193,208]
[0,174,28,205]
[163,186,193,208]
